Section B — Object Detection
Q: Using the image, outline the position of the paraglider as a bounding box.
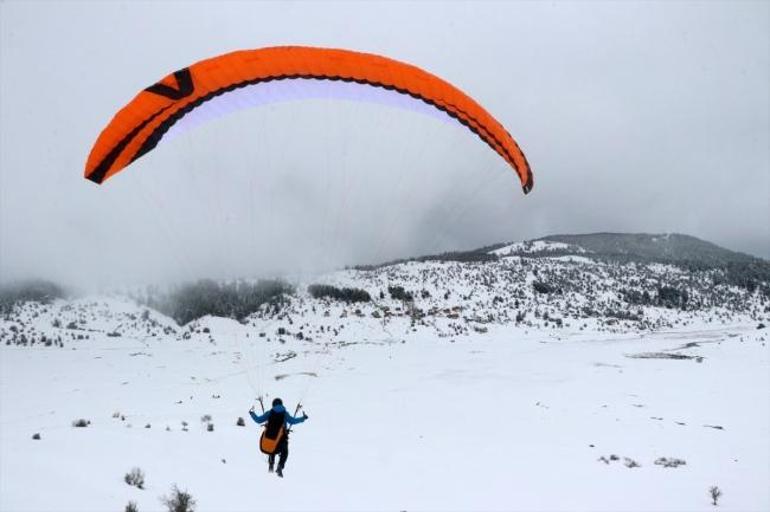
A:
[250,398,308,478]
[83,46,533,479]
[84,46,533,193]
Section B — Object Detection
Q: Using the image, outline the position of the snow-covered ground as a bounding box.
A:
[491,240,587,257]
[1,314,768,511]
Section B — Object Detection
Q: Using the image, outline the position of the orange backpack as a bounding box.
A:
[259,411,286,455]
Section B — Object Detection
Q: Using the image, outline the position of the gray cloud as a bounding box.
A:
[1,1,768,288]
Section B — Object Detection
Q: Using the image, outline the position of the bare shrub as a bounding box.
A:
[72,418,90,427]
[655,457,687,468]
[125,501,139,512]
[623,457,641,468]
[124,467,145,489]
[709,486,722,506]
[236,417,245,427]
[161,484,196,512]
[599,454,639,468]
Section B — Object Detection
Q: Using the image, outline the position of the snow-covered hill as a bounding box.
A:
[3,238,766,349]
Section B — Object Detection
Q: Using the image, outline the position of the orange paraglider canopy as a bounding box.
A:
[85,46,533,193]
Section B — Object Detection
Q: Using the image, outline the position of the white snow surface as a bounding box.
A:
[491,240,587,257]
[1,259,769,511]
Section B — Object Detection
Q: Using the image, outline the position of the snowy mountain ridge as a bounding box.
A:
[2,234,767,349]
[533,232,762,265]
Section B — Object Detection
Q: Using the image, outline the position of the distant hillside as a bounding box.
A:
[0,280,66,315]
[3,233,767,347]
[4,236,768,349]
[369,233,763,270]
[359,233,767,281]
[537,233,760,266]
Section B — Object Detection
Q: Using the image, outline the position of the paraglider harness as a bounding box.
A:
[257,397,303,455]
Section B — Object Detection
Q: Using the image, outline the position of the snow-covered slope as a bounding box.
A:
[3,249,765,350]
[491,239,588,257]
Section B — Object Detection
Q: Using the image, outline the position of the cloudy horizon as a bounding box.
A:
[1,1,768,288]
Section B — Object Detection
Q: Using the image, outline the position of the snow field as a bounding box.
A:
[1,321,767,511]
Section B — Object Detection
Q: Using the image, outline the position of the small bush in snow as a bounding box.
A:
[655,457,686,468]
[32,433,41,440]
[236,417,245,427]
[125,501,139,512]
[124,467,145,489]
[206,423,214,432]
[623,457,640,468]
[709,486,722,506]
[200,414,212,423]
[161,484,196,512]
[72,418,90,428]
[599,454,638,467]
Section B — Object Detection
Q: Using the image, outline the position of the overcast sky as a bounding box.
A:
[1,0,768,288]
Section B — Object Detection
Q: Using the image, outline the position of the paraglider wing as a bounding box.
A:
[85,46,533,193]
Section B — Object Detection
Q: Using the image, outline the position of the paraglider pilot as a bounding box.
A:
[249,398,308,477]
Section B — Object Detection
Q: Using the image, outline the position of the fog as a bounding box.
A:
[1,1,768,288]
